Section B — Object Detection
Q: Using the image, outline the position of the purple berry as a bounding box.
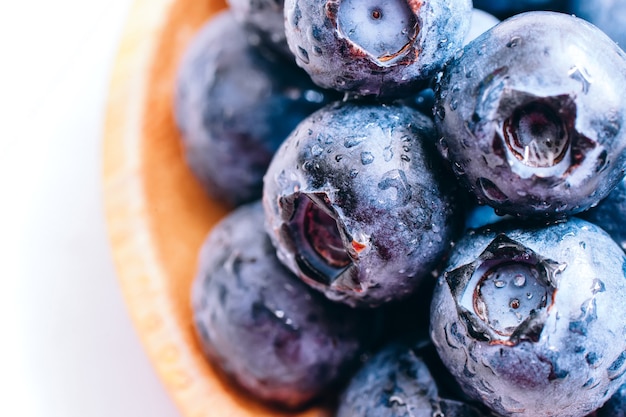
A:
[263,100,462,307]
[434,11,626,218]
[175,11,338,207]
[227,0,292,57]
[472,0,571,19]
[430,218,626,417]
[283,0,472,98]
[337,342,492,417]
[580,175,626,252]
[191,201,377,409]
[571,0,626,51]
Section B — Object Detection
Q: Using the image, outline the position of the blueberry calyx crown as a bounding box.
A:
[278,191,367,292]
[444,234,566,346]
[469,68,604,182]
[329,0,421,66]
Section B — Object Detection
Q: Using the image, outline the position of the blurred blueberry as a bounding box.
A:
[434,11,626,218]
[227,0,292,57]
[465,8,500,45]
[336,341,492,416]
[473,0,571,19]
[175,11,338,207]
[570,0,626,50]
[263,100,463,307]
[580,175,626,252]
[283,0,472,98]
[431,217,626,417]
[593,383,626,417]
[191,201,377,409]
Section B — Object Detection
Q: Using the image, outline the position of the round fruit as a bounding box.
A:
[283,0,472,98]
[175,10,337,207]
[263,100,462,307]
[430,217,626,417]
[434,11,626,218]
[192,201,377,409]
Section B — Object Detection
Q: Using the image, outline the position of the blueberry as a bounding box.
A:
[580,175,626,252]
[263,100,462,307]
[336,341,492,417]
[472,0,571,20]
[594,382,626,417]
[175,10,338,207]
[401,10,499,119]
[571,0,626,50]
[430,217,626,417]
[465,8,499,46]
[227,0,292,57]
[336,342,438,417]
[191,201,377,409]
[435,11,626,218]
[283,0,472,98]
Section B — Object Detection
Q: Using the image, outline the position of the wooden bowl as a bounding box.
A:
[102,0,331,415]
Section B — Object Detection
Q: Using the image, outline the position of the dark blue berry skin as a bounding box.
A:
[283,0,472,98]
[263,100,463,307]
[434,11,626,219]
[430,217,626,417]
[402,10,499,119]
[175,11,339,208]
[593,383,626,417]
[580,175,626,252]
[336,342,492,417]
[473,0,571,19]
[191,201,377,409]
[227,0,292,58]
[571,0,626,51]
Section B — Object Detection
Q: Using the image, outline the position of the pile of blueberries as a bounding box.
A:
[174,0,626,416]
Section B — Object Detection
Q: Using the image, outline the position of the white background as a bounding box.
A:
[0,1,181,416]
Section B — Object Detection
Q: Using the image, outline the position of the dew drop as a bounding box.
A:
[304,89,325,103]
[507,36,521,48]
[383,146,394,162]
[513,274,526,287]
[438,138,449,159]
[477,177,508,203]
[568,65,592,94]
[311,144,323,156]
[297,46,310,63]
[349,169,359,178]
[435,106,446,120]
[361,152,375,165]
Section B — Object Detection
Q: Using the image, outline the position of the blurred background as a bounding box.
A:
[0,1,180,416]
